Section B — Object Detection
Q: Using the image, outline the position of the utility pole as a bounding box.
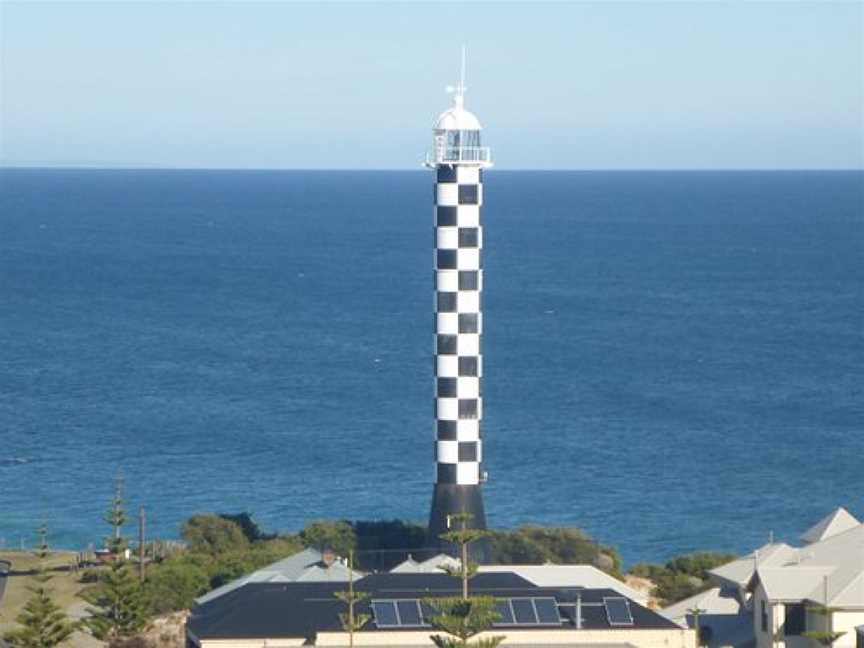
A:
[687,607,706,648]
[348,550,355,648]
[138,505,146,583]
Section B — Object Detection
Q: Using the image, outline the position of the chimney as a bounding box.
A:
[322,549,336,568]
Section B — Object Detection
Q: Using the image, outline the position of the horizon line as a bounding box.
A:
[2,164,862,173]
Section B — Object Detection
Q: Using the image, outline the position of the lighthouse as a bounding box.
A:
[425,53,493,558]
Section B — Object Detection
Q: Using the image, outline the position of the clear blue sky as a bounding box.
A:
[1,1,861,169]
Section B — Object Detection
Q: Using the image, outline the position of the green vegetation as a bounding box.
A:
[803,602,846,647]
[489,526,622,577]
[334,550,370,648]
[145,513,303,602]
[2,472,741,647]
[2,525,77,648]
[426,513,505,648]
[84,476,150,643]
[300,520,357,557]
[180,514,250,555]
[0,550,84,625]
[629,551,737,605]
[428,597,505,648]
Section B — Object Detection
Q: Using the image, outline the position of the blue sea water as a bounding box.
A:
[0,169,861,565]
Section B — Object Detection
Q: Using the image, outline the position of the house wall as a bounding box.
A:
[197,640,305,648]
[195,627,694,648]
[753,582,778,648]
[832,612,864,648]
[749,585,864,648]
[315,627,696,648]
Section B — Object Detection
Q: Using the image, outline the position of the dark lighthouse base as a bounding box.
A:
[426,483,491,563]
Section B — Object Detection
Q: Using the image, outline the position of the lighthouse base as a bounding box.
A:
[426,483,491,563]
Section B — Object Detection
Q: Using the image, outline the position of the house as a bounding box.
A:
[663,585,754,648]
[196,547,364,605]
[187,568,694,648]
[662,508,864,648]
[479,564,650,606]
[745,509,864,648]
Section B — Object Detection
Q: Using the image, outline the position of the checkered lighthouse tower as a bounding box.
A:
[425,55,493,557]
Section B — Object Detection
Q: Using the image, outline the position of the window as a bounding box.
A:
[761,601,768,633]
[445,130,481,148]
[784,604,806,636]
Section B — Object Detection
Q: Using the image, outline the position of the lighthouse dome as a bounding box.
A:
[434,103,482,131]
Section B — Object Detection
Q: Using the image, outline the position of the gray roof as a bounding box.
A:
[709,509,864,607]
[390,553,460,574]
[480,564,648,605]
[757,521,864,606]
[662,587,753,648]
[800,508,860,545]
[709,543,798,588]
[196,547,365,604]
[188,572,680,641]
[663,586,742,622]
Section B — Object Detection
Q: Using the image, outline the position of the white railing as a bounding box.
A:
[425,146,493,167]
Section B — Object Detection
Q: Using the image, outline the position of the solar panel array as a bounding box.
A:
[371,597,562,629]
[603,597,634,626]
[371,600,431,628]
[494,597,561,626]
[371,596,638,629]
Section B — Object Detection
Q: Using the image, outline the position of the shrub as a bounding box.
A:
[489,526,623,577]
[299,520,356,556]
[144,559,209,615]
[181,514,249,555]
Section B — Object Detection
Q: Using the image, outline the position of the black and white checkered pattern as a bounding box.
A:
[434,165,484,486]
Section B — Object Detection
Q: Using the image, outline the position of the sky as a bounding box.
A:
[1,1,861,170]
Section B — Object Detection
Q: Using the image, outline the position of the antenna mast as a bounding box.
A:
[460,45,467,97]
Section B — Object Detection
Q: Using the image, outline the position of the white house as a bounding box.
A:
[676,508,864,648]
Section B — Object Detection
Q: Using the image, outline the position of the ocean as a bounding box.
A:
[0,169,861,565]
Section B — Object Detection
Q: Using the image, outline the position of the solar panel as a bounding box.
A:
[372,601,399,628]
[420,601,436,624]
[604,597,634,626]
[396,600,423,626]
[533,597,561,624]
[494,600,516,625]
[511,598,538,624]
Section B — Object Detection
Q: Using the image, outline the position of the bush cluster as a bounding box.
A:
[629,551,737,604]
[138,515,625,616]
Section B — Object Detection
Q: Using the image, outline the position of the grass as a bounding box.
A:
[0,550,90,624]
